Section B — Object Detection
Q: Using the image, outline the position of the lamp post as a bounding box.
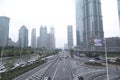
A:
[104,38,109,80]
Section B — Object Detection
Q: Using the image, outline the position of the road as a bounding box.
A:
[44,53,73,80]
[14,51,73,80]
[14,51,120,80]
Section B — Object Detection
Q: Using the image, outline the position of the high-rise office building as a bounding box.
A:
[76,0,104,49]
[118,0,120,28]
[67,25,73,49]
[39,26,48,48]
[31,28,36,48]
[37,37,40,48]
[18,25,28,48]
[76,0,84,47]
[47,27,55,50]
[0,16,10,47]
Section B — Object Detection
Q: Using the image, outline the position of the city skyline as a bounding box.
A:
[0,0,120,48]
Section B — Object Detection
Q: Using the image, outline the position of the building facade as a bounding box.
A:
[47,27,55,50]
[18,25,28,48]
[76,0,104,49]
[67,25,73,49]
[37,37,40,48]
[106,37,120,48]
[0,16,10,47]
[76,0,84,48]
[118,0,120,27]
[39,26,48,48]
[31,28,36,48]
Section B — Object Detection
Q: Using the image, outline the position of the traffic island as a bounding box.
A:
[84,62,105,67]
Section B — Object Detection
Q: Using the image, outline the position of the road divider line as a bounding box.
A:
[52,67,58,80]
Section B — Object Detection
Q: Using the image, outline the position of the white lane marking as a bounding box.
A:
[52,67,58,80]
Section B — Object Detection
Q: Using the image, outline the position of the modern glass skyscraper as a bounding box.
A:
[31,28,36,48]
[67,25,73,49]
[76,0,84,48]
[83,0,104,49]
[76,0,104,49]
[39,26,48,48]
[0,16,10,47]
[47,27,55,50]
[18,25,28,48]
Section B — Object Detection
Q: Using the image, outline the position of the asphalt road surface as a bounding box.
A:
[44,56,73,80]
[14,51,120,80]
[14,51,73,80]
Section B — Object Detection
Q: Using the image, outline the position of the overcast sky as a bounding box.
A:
[0,0,120,48]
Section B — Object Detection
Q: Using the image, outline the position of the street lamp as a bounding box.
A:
[93,38,109,80]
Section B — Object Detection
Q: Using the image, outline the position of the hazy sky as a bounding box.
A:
[0,0,120,48]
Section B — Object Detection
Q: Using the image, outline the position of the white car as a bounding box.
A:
[89,59,96,62]
[44,77,52,80]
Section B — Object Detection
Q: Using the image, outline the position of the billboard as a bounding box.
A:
[94,39,103,46]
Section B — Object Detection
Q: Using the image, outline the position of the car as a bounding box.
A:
[89,59,96,62]
[44,77,52,80]
[73,76,78,80]
[59,58,62,60]
[78,76,84,80]
[73,76,84,80]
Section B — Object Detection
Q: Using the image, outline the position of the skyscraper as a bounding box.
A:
[76,0,84,48]
[31,28,36,48]
[18,25,28,48]
[83,0,104,49]
[37,37,40,48]
[67,25,73,49]
[76,0,104,49]
[39,26,48,48]
[118,0,120,27]
[0,16,10,47]
[47,27,55,50]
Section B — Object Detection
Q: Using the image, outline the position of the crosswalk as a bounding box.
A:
[26,63,51,80]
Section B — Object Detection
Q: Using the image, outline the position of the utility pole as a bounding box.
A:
[104,38,109,80]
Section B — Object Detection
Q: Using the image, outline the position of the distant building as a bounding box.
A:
[47,27,55,50]
[39,26,48,48]
[67,25,73,49]
[118,0,120,28]
[0,16,10,47]
[8,38,16,46]
[64,44,68,50]
[31,28,36,48]
[37,37,40,48]
[106,37,120,48]
[18,25,28,48]
[76,0,104,49]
